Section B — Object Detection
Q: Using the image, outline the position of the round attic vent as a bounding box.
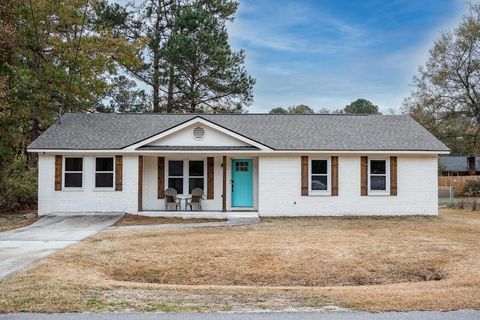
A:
[192,126,206,140]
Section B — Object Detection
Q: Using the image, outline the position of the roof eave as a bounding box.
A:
[27,148,450,155]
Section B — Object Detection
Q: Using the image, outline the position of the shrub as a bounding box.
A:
[463,179,480,197]
[0,153,37,212]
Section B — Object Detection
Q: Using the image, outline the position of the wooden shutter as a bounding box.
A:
[360,156,368,196]
[331,156,338,196]
[115,156,123,191]
[55,155,62,191]
[138,156,143,212]
[207,157,214,199]
[157,157,165,199]
[301,156,309,196]
[390,156,397,196]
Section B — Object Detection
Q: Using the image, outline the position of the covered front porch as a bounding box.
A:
[137,154,259,217]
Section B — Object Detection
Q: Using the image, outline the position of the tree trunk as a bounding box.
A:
[152,3,162,113]
[166,65,174,113]
[190,93,196,113]
[152,49,160,113]
[189,72,196,113]
[28,116,40,167]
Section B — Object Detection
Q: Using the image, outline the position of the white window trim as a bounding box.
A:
[94,156,115,190]
[368,158,390,195]
[308,157,331,195]
[166,158,207,195]
[63,156,84,190]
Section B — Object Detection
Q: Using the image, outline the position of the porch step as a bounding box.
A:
[137,211,259,220]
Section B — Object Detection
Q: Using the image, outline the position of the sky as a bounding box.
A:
[226,0,468,113]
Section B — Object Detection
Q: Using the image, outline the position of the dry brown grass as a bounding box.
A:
[0,211,38,232]
[114,214,226,226]
[0,208,479,312]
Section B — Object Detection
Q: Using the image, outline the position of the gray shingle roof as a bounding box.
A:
[28,113,450,152]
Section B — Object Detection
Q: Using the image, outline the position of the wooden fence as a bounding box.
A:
[438,175,480,195]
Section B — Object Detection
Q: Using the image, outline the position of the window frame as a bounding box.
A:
[187,159,206,194]
[166,158,207,195]
[368,158,390,195]
[94,156,115,190]
[308,157,331,195]
[63,156,84,190]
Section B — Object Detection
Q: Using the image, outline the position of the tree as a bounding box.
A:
[0,0,142,210]
[111,0,253,113]
[344,99,380,114]
[287,104,315,114]
[404,95,475,154]
[269,107,288,114]
[165,3,254,113]
[100,75,148,113]
[318,107,331,114]
[403,3,480,154]
[12,0,142,141]
[268,105,315,114]
[0,0,21,169]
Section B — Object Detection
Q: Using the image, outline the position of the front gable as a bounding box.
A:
[124,117,272,151]
[147,123,251,147]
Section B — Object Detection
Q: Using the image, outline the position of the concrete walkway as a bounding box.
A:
[0,215,121,279]
[0,311,478,320]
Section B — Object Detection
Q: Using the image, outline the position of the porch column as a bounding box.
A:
[138,155,143,212]
[222,155,227,212]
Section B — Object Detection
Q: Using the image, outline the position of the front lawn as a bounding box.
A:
[0,209,479,312]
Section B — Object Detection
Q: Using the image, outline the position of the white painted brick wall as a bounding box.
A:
[38,155,138,215]
[38,154,438,216]
[258,155,438,216]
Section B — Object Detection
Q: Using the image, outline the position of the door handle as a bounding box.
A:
[231,179,234,193]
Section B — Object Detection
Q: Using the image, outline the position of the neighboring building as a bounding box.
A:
[439,155,480,176]
[28,113,449,217]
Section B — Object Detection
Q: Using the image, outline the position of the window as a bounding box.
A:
[167,159,205,194]
[310,158,330,193]
[168,160,184,194]
[189,160,204,193]
[369,159,389,192]
[64,157,83,188]
[235,161,249,172]
[95,157,114,188]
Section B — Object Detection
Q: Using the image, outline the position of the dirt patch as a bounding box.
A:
[114,214,227,226]
[0,211,38,232]
[0,208,479,312]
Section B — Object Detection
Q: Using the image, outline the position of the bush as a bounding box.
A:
[0,153,37,212]
[463,179,480,197]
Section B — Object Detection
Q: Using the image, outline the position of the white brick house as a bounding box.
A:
[28,113,449,217]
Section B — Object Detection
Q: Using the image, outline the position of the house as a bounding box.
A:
[438,155,480,176]
[27,113,449,217]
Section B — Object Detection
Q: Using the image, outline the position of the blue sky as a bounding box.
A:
[227,0,467,113]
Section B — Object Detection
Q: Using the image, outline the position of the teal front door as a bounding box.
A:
[231,159,253,207]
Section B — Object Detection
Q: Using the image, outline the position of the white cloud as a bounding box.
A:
[227,1,369,54]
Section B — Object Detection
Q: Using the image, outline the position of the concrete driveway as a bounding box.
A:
[0,215,122,279]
